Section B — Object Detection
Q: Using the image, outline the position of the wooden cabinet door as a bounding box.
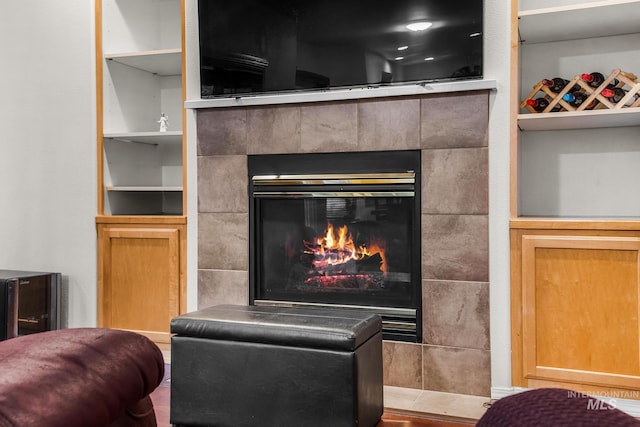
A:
[511,227,640,393]
[98,224,184,344]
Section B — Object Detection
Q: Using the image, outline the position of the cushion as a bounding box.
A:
[170,304,382,351]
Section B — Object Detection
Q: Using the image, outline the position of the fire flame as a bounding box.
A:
[303,223,386,273]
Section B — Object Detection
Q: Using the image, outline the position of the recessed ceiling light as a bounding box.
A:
[395,56,404,61]
[470,32,482,37]
[406,22,432,32]
[398,46,409,51]
[424,57,434,61]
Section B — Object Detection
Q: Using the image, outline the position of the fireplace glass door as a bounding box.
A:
[257,194,415,303]
[249,152,421,341]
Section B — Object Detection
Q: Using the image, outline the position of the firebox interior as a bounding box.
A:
[249,150,421,341]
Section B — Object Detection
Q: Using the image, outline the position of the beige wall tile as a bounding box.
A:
[198,155,248,213]
[423,345,491,396]
[198,269,249,309]
[422,280,490,350]
[198,213,249,271]
[422,214,489,282]
[197,108,247,155]
[247,105,302,154]
[421,91,488,149]
[358,98,420,151]
[383,341,423,389]
[300,102,358,152]
[422,148,488,214]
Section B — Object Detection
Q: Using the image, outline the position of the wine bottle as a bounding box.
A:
[526,98,561,113]
[562,91,596,109]
[601,87,640,106]
[542,78,580,93]
[580,72,605,88]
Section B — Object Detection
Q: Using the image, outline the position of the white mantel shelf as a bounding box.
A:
[185,79,498,109]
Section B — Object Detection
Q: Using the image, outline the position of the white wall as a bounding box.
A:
[484,0,513,394]
[0,1,97,328]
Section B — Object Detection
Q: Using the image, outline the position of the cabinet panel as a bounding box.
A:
[511,227,640,393]
[97,221,186,344]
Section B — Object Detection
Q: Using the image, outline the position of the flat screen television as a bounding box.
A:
[197,0,483,98]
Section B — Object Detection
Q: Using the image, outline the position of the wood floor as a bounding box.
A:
[149,384,475,427]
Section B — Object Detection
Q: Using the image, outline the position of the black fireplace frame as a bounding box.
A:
[248,150,422,342]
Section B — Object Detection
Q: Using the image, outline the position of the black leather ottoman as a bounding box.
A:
[169,304,383,427]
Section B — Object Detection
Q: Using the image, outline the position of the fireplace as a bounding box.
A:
[248,150,421,341]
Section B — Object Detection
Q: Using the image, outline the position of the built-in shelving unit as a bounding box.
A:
[515,0,640,218]
[510,0,640,400]
[95,0,187,347]
[98,0,184,216]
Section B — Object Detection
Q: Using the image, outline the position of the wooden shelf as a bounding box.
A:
[518,107,640,131]
[96,215,187,224]
[106,186,183,192]
[519,0,640,44]
[105,48,182,76]
[104,131,182,144]
[511,217,640,230]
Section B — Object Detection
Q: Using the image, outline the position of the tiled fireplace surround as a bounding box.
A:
[196,90,490,396]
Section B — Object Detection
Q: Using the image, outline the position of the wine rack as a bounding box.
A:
[521,69,640,113]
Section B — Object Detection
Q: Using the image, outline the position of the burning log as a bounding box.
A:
[355,253,383,272]
[303,273,384,290]
[289,222,388,290]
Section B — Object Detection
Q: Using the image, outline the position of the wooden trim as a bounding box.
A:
[181,0,187,217]
[97,221,106,326]
[510,228,525,386]
[113,329,173,345]
[509,0,526,387]
[533,367,640,391]
[523,234,640,250]
[526,378,640,397]
[511,218,640,230]
[96,215,187,225]
[509,0,520,218]
[178,217,187,315]
[95,0,104,215]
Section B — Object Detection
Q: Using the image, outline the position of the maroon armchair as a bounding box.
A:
[0,328,164,427]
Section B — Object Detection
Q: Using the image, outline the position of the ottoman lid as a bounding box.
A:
[170,304,382,351]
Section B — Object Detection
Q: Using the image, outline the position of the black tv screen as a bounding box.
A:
[198,0,483,98]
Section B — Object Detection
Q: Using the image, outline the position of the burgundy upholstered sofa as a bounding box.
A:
[0,328,165,427]
[477,388,640,426]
